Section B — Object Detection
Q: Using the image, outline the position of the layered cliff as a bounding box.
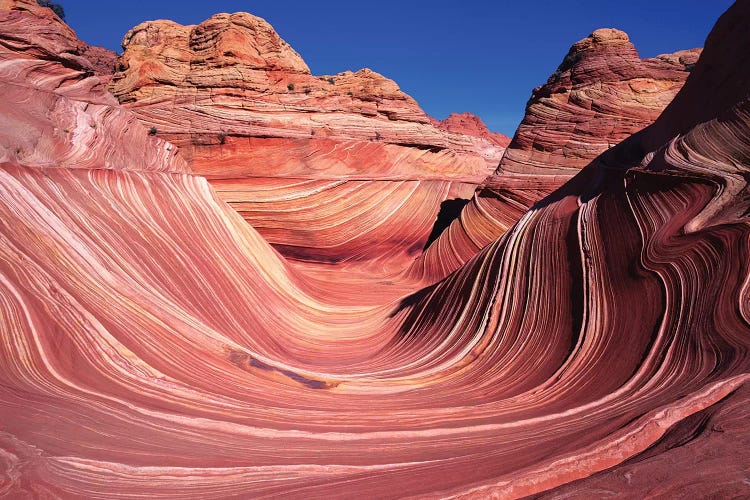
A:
[503,28,699,175]
[411,27,700,281]
[109,13,508,270]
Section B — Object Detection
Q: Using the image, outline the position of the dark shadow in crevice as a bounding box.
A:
[422,198,470,251]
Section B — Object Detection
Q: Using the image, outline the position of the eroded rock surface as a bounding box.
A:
[411,27,700,281]
[109,12,508,271]
[1,2,749,499]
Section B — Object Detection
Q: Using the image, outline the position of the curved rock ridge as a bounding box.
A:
[213,176,476,273]
[3,1,750,499]
[109,12,507,269]
[0,0,184,173]
[537,384,750,498]
[410,27,700,281]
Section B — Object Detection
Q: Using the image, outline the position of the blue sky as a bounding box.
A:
[62,0,734,136]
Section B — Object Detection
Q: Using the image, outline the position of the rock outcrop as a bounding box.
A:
[500,28,699,176]
[434,111,511,147]
[410,27,700,281]
[0,0,182,172]
[0,0,117,79]
[2,1,750,499]
[109,12,507,271]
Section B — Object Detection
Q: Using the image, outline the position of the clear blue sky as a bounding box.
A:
[62,0,734,136]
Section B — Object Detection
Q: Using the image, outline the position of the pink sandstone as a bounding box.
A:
[410,27,701,281]
[433,112,511,148]
[108,12,508,271]
[0,1,749,498]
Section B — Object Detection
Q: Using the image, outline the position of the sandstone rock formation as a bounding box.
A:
[0,0,117,78]
[0,0,181,172]
[410,27,700,281]
[538,384,750,498]
[500,28,700,176]
[109,12,508,271]
[2,1,750,498]
[433,111,511,147]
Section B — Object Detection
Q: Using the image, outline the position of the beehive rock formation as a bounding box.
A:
[411,28,700,281]
[110,13,508,271]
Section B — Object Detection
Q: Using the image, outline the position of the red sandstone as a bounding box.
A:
[108,12,508,270]
[1,1,749,498]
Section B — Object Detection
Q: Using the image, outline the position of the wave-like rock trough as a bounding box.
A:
[108,11,508,273]
[1,0,750,498]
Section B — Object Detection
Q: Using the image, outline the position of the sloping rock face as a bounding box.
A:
[410,28,700,281]
[502,28,699,176]
[2,1,750,499]
[109,13,507,271]
[0,0,181,172]
[0,0,117,80]
[537,384,750,498]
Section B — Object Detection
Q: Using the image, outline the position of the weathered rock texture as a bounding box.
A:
[0,0,181,172]
[2,1,750,499]
[410,27,701,281]
[433,111,512,147]
[502,28,700,176]
[109,12,508,270]
[538,384,750,498]
[0,0,117,78]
